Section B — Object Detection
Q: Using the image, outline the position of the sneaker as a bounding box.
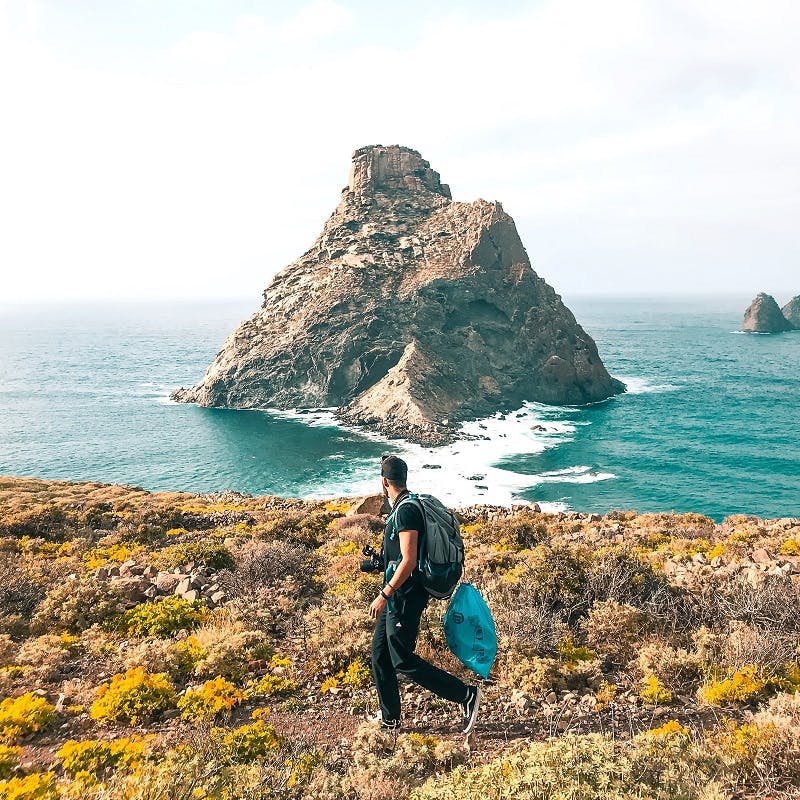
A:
[461,685,481,734]
[381,718,401,731]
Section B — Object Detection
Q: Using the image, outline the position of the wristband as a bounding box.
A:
[380,590,390,601]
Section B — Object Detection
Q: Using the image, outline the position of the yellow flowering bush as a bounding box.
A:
[90,668,176,724]
[0,772,59,800]
[57,736,149,783]
[178,677,244,721]
[640,675,673,705]
[648,720,689,737]
[780,538,800,556]
[700,665,767,705]
[219,721,284,762]
[247,672,299,698]
[557,636,596,663]
[0,693,55,743]
[341,658,372,689]
[320,677,339,693]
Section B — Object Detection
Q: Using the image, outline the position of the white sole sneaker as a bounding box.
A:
[462,685,481,734]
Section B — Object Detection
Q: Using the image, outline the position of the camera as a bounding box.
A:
[360,544,383,573]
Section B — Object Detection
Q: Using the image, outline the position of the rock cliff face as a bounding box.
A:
[781,296,800,329]
[172,145,624,443]
[742,293,794,333]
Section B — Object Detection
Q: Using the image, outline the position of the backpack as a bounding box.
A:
[391,493,464,599]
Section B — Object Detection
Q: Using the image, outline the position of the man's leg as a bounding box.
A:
[386,584,469,704]
[371,605,401,722]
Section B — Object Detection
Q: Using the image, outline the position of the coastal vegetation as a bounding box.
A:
[0,476,799,799]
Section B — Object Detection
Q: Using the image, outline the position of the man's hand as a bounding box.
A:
[369,593,387,619]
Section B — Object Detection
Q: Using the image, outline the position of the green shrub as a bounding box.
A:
[149,541,234,571]
[90,668,176,724]
[412,732,712,800]
[0,746,21,779]
[113,596,207,638]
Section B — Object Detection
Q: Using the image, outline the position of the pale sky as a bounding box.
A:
[1,0,798,304]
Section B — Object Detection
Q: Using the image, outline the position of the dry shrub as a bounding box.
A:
[583,548,695,635]
[122,637,187,680]
[585,600,650,665]
[699,573,800,632]
[502,652,563,695]
[465,513,549,550]
[0,503,68,539]
[15,634,78,685]
[221,540,321,598]
[301,606,374,672]
[722,621,799,676]
[220,541,322,634]
[193,623,272,680]
[636,641,702,694]
[0,635,17,667]
[32,576,126,633]
[328,514,384,535]
[0,553,46,635]
[485,580,567,656]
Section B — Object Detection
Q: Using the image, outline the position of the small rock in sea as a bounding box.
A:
[466,475,485,481]
[516,413,525,418]
[422,464,442,469]
[531,424,546,432]
[475,485,488,490]
[478,424,487,430]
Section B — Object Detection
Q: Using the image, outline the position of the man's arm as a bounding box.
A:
[369,528,418,619]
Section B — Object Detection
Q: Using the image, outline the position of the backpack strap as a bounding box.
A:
[389,493,425,565]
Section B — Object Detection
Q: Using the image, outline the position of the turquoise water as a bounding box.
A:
[0,297,797,520]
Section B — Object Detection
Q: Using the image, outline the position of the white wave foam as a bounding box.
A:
[618,376,681,395]
[159,397,614,508]
[342,402,610,507]
[534,466,616,485]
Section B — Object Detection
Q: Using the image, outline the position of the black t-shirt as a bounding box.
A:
[383,495,424,574]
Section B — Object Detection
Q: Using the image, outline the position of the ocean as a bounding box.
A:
[0,296,797,521]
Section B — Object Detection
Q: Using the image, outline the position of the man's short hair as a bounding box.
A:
[380,455,408,485]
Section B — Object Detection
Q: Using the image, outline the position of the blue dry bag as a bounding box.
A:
[443,583,497,679]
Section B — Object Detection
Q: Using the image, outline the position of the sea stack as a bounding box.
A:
[172,145,624,444]
[741,293,793,333]
[780,296,800,329]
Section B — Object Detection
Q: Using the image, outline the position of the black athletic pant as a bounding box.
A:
[371,580,469,722]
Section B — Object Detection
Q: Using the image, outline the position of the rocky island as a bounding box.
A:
[781,295,800,329]
[741,292,795,333]
[172,145,624,443]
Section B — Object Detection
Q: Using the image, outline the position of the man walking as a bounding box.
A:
[369,455,481,733]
